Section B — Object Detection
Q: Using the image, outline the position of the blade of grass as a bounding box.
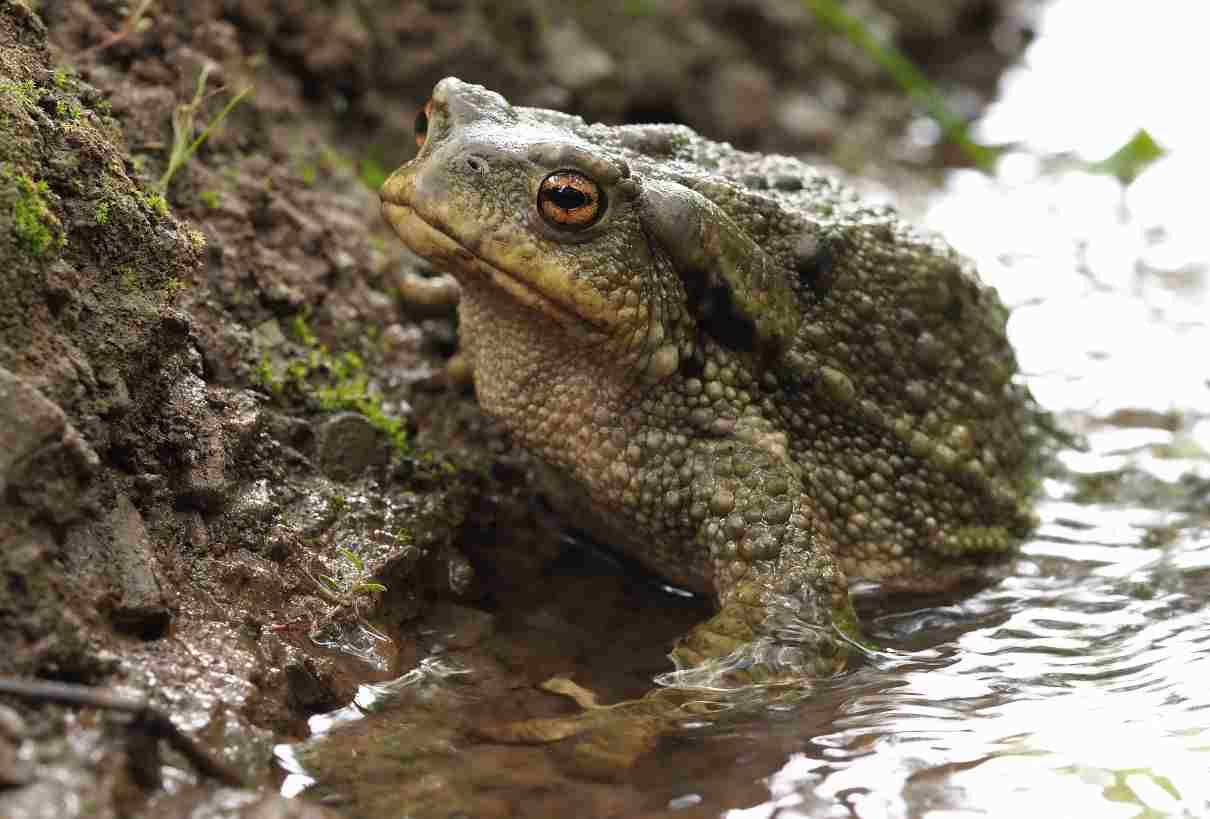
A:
[157,66,252,191]
[802,0,998,170]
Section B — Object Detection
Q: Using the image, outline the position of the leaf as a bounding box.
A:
[1088,129,1166,185]
[338,547,365,573]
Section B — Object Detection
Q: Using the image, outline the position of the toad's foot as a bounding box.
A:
[468,682,741,779]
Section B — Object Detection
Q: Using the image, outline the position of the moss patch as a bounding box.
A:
[1,164,62,256]
[253,314,410,455]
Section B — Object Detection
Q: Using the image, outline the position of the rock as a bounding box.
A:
[63,493,171,638]
[0,367,100,522]
[0,367,66,495]
[707,63,775,139]
[0,706,26,741]
[777,92,843,147]
[542,21,614,91]
[315,412,387,482]
[424,602,495,649]
[284,651,340,712]
[167,372,231,511]
[0,738,33,788]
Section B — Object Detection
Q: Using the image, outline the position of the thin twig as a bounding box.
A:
[0,676,246,788]
[81,0,156,58]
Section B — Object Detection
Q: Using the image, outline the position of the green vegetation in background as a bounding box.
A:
[158,65,252,192]
[253,313,410,455]
[300,147,387,191]
[802,0,1166,183]
[311,547,388,607]
[802,0,999,170]
[305,544,391,642]
[357,157,389,191]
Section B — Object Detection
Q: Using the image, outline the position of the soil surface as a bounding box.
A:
[0,1,1035,816]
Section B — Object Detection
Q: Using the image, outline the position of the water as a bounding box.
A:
[278,2,1210,815]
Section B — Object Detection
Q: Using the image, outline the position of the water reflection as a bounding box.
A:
[727,524,1210,818]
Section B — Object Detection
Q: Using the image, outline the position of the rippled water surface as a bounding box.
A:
[280,2,1210,816]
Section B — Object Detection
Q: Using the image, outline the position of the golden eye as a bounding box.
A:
[537,171,603,229]
[414,100,432,148]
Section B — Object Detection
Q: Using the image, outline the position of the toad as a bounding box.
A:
[380,78,1037,682]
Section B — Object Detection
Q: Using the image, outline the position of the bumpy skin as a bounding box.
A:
[381,78,1036,679]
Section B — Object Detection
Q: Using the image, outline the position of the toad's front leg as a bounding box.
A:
[666,437,858,683]
[470,438,858,769]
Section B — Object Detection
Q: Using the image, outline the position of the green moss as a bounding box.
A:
[3,164,63,257]
[144,191,168,216]
[94,200,111,225]
[183,225,207,251]
[252,357,284,397]
[54,98,81,121]
[255,314,410,455]
[116,265,139,292]
[288,312,319,347]
[198,189,220,209]
[0,78,40,108]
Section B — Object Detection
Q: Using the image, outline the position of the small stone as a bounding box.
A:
[0,706,26,740]
[0,367,66,495]
[316,412,389,481]
[0,737,34,787]
[771,173,803,191]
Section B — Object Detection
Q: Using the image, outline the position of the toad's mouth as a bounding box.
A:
[380,202,607,335]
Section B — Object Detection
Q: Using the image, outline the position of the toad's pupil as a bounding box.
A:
[545,185,589,209]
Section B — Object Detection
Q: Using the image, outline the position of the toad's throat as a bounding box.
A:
[380,202,607,334]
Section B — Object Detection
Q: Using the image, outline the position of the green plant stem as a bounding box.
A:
[802,0,994,169]
[157,67,252,191]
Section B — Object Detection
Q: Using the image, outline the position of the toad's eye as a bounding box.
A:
[538,171,604,229]
[414,100,432,148]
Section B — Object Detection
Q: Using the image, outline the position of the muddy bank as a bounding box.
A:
[0,1,1033,815]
